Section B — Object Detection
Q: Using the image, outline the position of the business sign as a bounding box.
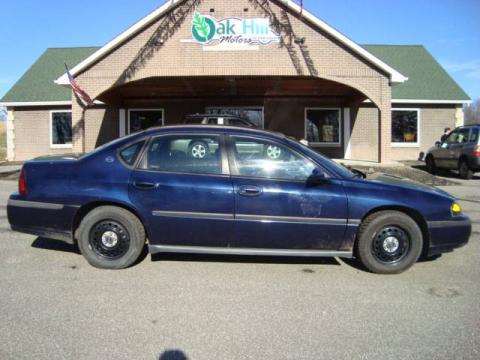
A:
[187,11,280,49]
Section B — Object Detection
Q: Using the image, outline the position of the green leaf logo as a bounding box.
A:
[192,11,215,43]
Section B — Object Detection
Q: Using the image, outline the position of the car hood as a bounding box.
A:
[366,173,453,198]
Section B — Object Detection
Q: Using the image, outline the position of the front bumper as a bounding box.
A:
[427,217,472,256]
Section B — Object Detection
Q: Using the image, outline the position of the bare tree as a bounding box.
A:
[464,98,480,125]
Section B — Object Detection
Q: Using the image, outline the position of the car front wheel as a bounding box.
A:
[77,206,146,269]
[458,159,473,180]
[356,211,423,274]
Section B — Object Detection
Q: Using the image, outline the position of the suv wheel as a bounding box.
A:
[356,211,423,274]
[425,155,436,174]
[188,141,209,159]
[458,159,473,180]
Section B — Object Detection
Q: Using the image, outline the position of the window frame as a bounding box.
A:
[127,108,165,135]
[50,110,73,149]
[136,132,230,177]
[304,107,342,147]
[205,106,265,129]
[391,108,421,148]
[226,134,324,183]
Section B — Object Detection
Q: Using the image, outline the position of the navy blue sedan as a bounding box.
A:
[7,126,471,273]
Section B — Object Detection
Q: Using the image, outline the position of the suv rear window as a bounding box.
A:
[469,128,479,143]
[119,141,145,166]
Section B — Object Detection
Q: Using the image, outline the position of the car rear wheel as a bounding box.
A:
[356,211,423,274]
[77,206,146,269]
[458,159,473,180]
[425,155,436,174]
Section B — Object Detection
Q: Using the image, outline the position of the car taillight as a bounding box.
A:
[473,146,480,157]
[19,169,27,196]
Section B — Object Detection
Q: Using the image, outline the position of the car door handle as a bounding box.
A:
[133,182,158,190]
[238,186,263,197]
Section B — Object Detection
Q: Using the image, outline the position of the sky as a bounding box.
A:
[0,0,479,105]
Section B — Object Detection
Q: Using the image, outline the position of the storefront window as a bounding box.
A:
[129,109,164,133]
[206,107,264,128]
[51,111,72,147]
[305,108,341,145]
[392,110,419,144]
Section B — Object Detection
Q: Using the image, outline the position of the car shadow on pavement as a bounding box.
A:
[151,252,341,266]
[31,237,80,254]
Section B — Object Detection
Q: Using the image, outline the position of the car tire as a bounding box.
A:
[188,141,209,159]
[356,211,423,274]
[425,155,436,174]
[458,159,473,180]
[76,206,146,269]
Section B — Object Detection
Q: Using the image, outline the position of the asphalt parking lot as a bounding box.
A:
[0,175,479,360]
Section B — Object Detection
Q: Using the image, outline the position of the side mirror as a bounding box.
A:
[435,141,442,147]
[307,168,328,185]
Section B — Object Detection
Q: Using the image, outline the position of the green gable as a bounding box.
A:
[1,47,99,103]
[363,45,470,101]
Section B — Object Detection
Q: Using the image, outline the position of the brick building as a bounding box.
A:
[0,0,470,162]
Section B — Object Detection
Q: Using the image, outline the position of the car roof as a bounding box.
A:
[142,125,286,140]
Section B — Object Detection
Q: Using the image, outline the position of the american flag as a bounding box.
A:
[295,0,304,15]
[65,64,94,107]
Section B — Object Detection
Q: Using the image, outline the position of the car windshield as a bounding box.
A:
[285,137,358,179]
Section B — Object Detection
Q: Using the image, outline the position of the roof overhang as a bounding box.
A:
[55,0,408,86]
[0,101,72,107]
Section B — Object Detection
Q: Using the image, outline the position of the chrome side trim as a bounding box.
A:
[427,219,472,228]
[347,219,362,226]
[236,214,347,225]
[8,199,64,210]
[149,244,353,258]
[152,210,353,226]
[152,210,234,220]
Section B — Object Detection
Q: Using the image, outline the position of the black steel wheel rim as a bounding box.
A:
[371,225,410,264]
[89,220,130,260]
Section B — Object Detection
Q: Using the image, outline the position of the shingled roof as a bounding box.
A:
[0,47,99,104]
[1,45,470,104]
[364,45,470,102]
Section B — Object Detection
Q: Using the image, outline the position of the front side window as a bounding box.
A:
[392,110,419,144]
[129,109,164,133]
[51,111,72,147]
[143,135,222,175]
[305,109,341,145]
[446,128,470,145]
[230,136,316,181]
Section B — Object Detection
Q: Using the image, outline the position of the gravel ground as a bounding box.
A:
[0,179,479,360]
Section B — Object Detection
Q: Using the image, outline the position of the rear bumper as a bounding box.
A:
[427,218,471,256]
[7,197,78,244]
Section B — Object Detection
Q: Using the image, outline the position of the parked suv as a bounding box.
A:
[425,125,480,179]
[184,114,256,128]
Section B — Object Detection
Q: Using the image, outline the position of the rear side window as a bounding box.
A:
[143,135,223,175]
[119,141,145,166]
[469,128,479,143]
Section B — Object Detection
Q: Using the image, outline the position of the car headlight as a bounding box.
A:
[451,202,462,216]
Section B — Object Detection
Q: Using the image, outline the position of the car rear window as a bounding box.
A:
[119,141,145,166]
